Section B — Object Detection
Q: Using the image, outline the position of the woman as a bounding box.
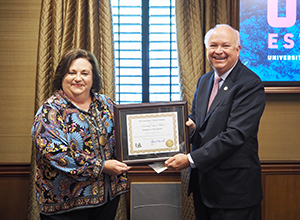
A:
[31,49,131,220]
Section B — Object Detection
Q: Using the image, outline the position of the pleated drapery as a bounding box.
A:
[27,1,124,219]
[175,1,231,219]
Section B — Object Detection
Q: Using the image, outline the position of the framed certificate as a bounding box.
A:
[114,101,189,165]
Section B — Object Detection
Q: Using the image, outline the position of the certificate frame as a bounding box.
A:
[114,101,189,165]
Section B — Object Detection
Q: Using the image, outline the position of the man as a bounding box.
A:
[165,24,265,220]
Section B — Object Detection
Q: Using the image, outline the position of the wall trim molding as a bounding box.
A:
[0,163,31,177]
[1,161,299,177]
[260,160,300,174]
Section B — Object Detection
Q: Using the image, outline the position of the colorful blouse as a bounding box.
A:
[31,90,128,214]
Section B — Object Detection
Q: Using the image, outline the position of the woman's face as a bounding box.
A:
[62,58,93,102]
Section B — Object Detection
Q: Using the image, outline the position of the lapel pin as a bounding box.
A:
[224,86,228,91]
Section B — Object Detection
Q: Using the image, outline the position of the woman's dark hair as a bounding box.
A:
[51,48,102,94]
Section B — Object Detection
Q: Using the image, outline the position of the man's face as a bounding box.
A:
[206,26,241,76]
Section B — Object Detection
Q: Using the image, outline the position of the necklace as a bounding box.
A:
[81,102,108,147]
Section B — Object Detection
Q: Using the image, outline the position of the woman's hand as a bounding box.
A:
[103,159,131,175]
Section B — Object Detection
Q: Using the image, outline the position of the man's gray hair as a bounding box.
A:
[204,24,240,49]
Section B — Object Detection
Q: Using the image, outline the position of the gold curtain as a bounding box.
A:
[175,1,231,219]
[27,0,124,219]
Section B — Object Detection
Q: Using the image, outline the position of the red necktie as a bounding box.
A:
[207,76,221,112]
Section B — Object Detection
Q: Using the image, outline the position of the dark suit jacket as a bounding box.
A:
[189,60,265,209]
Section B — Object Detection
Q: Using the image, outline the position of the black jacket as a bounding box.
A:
[189,60,265,209]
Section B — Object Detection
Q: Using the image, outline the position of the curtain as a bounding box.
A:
[175,1,231,219]
[27,0,123,219]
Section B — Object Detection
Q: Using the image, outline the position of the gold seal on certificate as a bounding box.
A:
[165,139,173,147]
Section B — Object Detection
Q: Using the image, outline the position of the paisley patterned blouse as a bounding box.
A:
[31,90,128,214]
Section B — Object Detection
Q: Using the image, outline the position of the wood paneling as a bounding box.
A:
[0,162,300,219]
[1,163,299,220]
[264,175,300,219]
[0,164,30,220]
[261,162,300,220]
[128,165,181,183]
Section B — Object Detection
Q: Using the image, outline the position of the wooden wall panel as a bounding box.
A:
[1,163,299,220]
[0,164,30,220]
[0,176,29,219]
[261,163,300,220]
[264,175,300,219]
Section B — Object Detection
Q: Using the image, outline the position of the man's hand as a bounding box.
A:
[186,118,196,134]
[103,159,131,175]
[164,153,190,171]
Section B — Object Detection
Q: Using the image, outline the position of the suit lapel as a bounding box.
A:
[198,72,214,127]
[203,60,242,122]
[206,76,233,115]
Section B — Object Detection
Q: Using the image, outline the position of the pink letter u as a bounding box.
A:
[267,0,297,28]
